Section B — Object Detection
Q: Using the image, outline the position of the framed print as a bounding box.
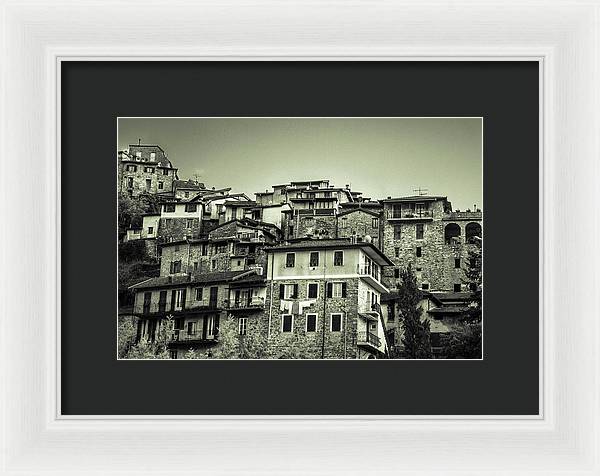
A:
[1,1,599,475]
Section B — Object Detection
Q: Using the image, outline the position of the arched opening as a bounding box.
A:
[465,222,482,244]
[444,223,461,245]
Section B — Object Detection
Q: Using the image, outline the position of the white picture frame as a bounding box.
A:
[1,1,598,474]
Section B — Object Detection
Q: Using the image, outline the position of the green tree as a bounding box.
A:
[442,244,482,359]
[398,264,432,358]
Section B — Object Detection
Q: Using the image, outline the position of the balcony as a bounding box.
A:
[135,300,220,317]
[357,331,381,351]
[168,329,218,347]
[357,264,388,293]
[386,210,433,221]
[226,296,265,311]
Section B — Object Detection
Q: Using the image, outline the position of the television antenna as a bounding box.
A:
[413,187,428,196]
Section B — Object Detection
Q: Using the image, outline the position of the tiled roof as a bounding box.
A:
[382,195,447,203]
[174,179,205,190]
[129,270,251,290]
[337,208,381,218]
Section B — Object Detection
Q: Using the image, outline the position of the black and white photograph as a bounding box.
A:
[118,117,483,360]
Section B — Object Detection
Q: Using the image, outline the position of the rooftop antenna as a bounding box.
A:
[413,187,428,196]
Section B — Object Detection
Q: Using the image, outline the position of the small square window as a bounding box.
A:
[454,284,462,292]
[394,247,400,258]
[158,181,164,190]
[285,253,295,267]
[308,283,318,299]
[306,314,317,332]
[330,313,343,332]
[394,225,401,240]
[422,283,429,290]
[169,350,178,359]
[150,152,156,160]
[163,169,169,175]
[186,218,194,229]
[282,314,293,333]
[372,218,379,228]
[416,246,422,257]
[164,204,175,213]
[148,226,153,235]
[455,258,461,268]
[394,268,400,279]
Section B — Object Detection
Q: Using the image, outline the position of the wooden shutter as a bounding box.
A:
[279,284,285,298]
[170,290,176,310]
[214,314,220,336]
[341,282,347,298]
[326,283,333,298]
[292,284,298,299]
[181,289,186,309]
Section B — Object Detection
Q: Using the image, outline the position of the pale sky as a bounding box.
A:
[118,118,482,210]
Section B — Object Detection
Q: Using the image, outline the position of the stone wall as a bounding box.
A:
[157,217,202,243]
[264,277,361,359]
[118,163,176,197]
[337,210,383,249]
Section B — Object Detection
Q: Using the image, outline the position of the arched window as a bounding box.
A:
[444,223,461,245]
[465,222,482,244]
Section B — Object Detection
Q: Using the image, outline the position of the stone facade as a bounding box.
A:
[118,145,178,197]
[381,197,482,292]
[337,208,383,249]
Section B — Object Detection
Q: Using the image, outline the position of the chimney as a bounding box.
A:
[138,138,141,145]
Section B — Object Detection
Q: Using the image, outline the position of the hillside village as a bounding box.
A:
[118,143,483,359]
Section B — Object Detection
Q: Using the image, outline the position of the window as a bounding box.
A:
[309,251,319,267]
[330,313,343,332]
[307,283,318,299]
[341,217,347,229]
[162,168,169,175]
[148,226,154,235]
[416,223,424,240]
[454,284,462,292]
[164,203,175,213]
[394,268,400,279]
[394,247,400,258]
[416,246,422,257]
[165,218,172,226]
[186,218,194,229]
[201,244,208,256]
[280,283,298,299]
[372,218,379,228]
[306,314,317,332]
[469,282,477,292]
[422,283,429,290]
[333,250,344,266]
[195,287,203,301]
[193,262,198,271]
[126,177,134,189]
[185,203,197,212]
[285,253,295,267]
[170,260,182,274]
[187,321,197,335]
[239,317,248,335]
[150,152,156,160]
[211,260,217,271]
[444,223,461,245]
[127,164,137,172]
[144,167,155,173]
[158,181,164,190]
[394,225,401,240]
[136,151,142,158]
[184,191,190,198]
[455,258,461,268]
[327,282,346,298]
[169,350,178,359]
[281,314,293,333]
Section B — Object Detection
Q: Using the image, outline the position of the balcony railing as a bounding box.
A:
[386,210,433,220]
[136,300,220,316]
[357,331,381,348]
[169,329,218,344]
[226,296,265,310]
[357,264,381,282]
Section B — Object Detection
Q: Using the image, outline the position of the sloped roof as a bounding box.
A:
[173,179,205,190]
[337,208,381,218]
[129,270,253,290]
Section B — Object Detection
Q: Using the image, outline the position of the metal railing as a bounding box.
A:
[136,300,220,315]
[357,264,381,282]
[357,331,381,348]
[386,210,433,219]
[226,296,265,309]
[169,329,218,343]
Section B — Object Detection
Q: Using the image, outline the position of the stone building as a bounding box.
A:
[156,199,203,243]
[118,144,178,197]
[380,195,482,292]
[336,208,383,249]
[172,179,206,200]
[263,239,393,359]
[129,269,264,359]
